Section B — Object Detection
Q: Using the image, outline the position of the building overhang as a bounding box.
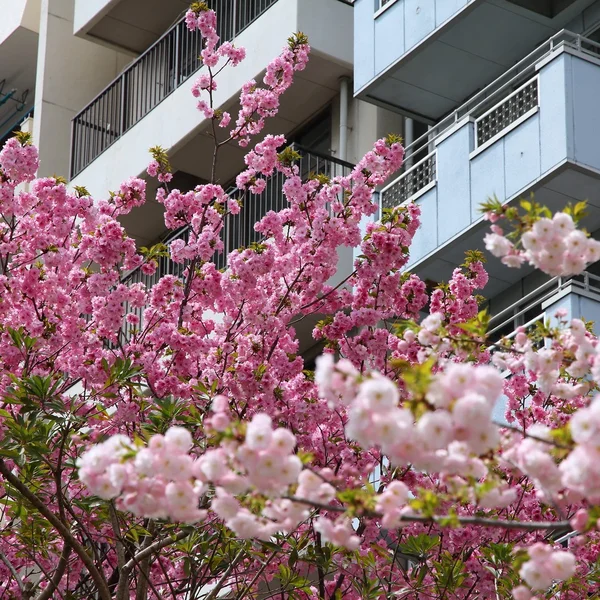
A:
[356,0,597,122]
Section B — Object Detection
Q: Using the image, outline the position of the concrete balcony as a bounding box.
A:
[354,0,600,122]
[380,32,600,300]
[487,269,600,340]
[0,0,39,140]
[73,0,189,53]
[69,0,353,247]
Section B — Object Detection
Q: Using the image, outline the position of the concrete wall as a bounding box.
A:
[73,0,116,35]
[353,0,473,93]
[0,0,39,42]
[33,0,134,179]
[404,50,600,269]
[70,0,354,198]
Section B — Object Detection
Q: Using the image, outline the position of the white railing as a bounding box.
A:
[474,77,539,151]
[487,270,600,341]
[399,30,600,171]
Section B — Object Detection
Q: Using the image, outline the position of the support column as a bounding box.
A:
[33,0,133,179]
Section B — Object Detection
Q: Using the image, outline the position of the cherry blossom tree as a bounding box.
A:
[0,3,600,598]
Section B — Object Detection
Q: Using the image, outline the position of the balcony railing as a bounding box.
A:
[119,147,354,336]
[381,150,436,209]
[70,0,280,178]
[487,270,600,343]
[380,30,600,208]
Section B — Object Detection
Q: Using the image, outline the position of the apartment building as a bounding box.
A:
[0,1,39,147]
[6,0,600,346]
[356,0,600,338]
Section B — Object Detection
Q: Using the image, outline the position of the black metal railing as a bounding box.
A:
[118,148,354,335]
[70,0,280,178]
[0,107,34,148]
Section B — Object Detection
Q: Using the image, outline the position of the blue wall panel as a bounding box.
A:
[504,114,541,199]
[407,187,438,266]
[545,293,600,335]
[354,0,376,92]
[436,125,472,244]
[374,1,405,75]
[539,57,568,174]
[571,57,600,171]
[435,0,468,27]
[470,139,505,220]
[404,0,436,51]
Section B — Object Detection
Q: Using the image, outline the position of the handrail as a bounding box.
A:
[70,0,281,178]
[403,30,600,161]
[380,149,435,195]
[293,144,355,170]
[487,269,600,339]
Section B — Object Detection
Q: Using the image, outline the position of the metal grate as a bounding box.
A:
[71,0,279,178]
[381,152,436,209]
[475,78,538,148]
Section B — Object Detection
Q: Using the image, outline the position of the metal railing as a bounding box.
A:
[381,150,436,208]
[0,106,34,147]
[70,0,280,178]
[475,77,538,149]
[118,147,353,336]
[394,30,600,183]
[487,270,600,341]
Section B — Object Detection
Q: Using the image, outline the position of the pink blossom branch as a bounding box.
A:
[286,496,571,532]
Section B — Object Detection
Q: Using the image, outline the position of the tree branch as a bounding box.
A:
[0,460,111,600]
[0,549,24,595]
[286,496,572,532]
[35,544,72,600]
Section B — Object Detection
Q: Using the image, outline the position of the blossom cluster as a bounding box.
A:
[484,211,600,275]
[232,36,310,146]
[560,395,600,502]
[78,427,207,523]
[187,7,244,127]
[315,355,511,506]
[515,543,576,593]
[0,135,39,186]
[78,411,311,538]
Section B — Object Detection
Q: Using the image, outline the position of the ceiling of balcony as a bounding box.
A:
[362,0,597,123]
[0,1,39,140]
[411,165,600,303]
[83,0,189,54]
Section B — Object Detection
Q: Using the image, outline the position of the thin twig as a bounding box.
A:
[286,495,571,532]
[0,550,23,594]
[204,546,247,600]
[0,460,111,600]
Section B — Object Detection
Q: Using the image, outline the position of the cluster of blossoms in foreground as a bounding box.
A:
[484,208,600,275]
[2,3,600,599]
[514,543,577,597]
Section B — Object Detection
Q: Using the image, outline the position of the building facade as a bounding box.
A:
[3,0,600,345]
[356,0,600,337]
